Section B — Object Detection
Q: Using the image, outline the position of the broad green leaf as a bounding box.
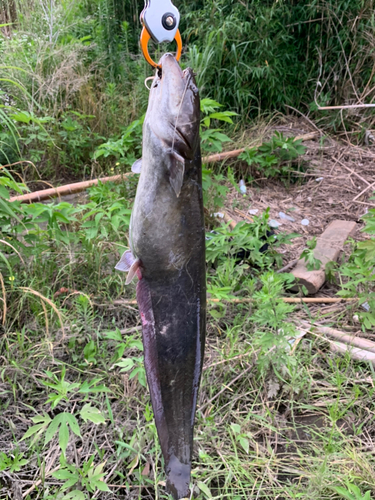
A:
[80,404,106,425]
[239,437,250,454]
[65,414,81,437]
[230,423,241,434]
[45,415,61,445]
[62,491,85,500]
[104,329,123,341]
[95,480,111,492]
[10,111,33,123]
[78,379,110,394]
[197,481,212,498]
[52,469,76,480]
[21,423,46,440]
[330,486,355,500]
[115,358,135,371]
[59,421,69,455]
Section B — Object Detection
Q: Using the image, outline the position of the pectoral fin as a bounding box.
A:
[169,151,185,198]
[115,249,134,272]
[115,250,141,284]
[132,158,142,174]
[125,258,141,284]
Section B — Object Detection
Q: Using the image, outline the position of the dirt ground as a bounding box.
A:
[222,117,374,278]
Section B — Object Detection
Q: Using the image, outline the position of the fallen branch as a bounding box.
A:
[334,157,371,186]
[10,132,319,204]
[352,180,375,201]
[22,466,60,498]
[277,259,299,274]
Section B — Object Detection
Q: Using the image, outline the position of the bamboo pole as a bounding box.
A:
[9,132,319,204]
[318,104,375,110]
[301,322,375,354]
[109,297,356,307]
[330,341,375,366]
[10,174,130,203]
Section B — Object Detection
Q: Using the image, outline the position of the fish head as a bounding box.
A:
[147,53,200,159]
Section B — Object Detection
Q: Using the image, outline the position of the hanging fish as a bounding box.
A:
[116,53,206,499]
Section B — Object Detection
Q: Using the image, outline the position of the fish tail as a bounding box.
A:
[136,277,194,499]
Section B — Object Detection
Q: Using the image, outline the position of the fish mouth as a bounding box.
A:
[156,53,195,85]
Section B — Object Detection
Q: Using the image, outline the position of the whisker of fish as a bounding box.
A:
[144,76,155,90]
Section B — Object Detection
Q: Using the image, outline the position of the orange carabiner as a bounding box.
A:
[140,26,182,68]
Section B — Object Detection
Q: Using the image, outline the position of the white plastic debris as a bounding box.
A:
[315,177,324,182]
[362,302,371,312]
[269,219,281,228]
[213,212,224,218]
[279,211,295,222]
[239,179,247,194]
[307,197,312,202]
[249,209,258,215]
[301,219,310,226]
[353,314,359,323]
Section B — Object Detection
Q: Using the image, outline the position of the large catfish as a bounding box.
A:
[115,53,206,499]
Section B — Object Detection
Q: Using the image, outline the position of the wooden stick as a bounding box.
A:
[334,157,371,186]
[9,132,319,204]
[109,297,356,307]
[318,104,375,110]
[352,180,375,201]
[276,259,299,274]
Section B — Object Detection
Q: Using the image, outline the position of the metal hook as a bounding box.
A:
[140,26,182,69]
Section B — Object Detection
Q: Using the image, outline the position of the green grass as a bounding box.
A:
[1,301,375,499]
[1,162,375,499]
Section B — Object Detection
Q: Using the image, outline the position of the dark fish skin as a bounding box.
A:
[126,54,206,499]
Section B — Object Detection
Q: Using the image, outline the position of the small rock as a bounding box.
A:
[307,197,312,202]
[301,219,309,226]
[248,208,258,215]
[353,314,359,323]
[279,211,295,222]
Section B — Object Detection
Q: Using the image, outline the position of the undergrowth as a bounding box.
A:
[1,1,375,498]
[1,151,375,497]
